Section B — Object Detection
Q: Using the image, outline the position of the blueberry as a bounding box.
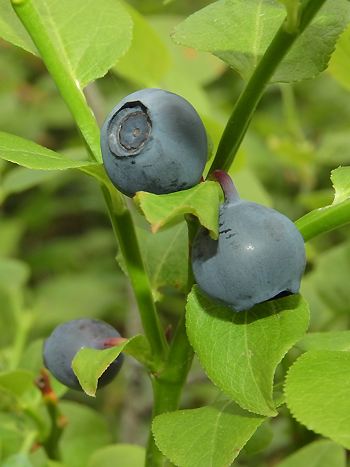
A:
[100,88,208,197]
[43,318,124,390]
[191,171,306,312]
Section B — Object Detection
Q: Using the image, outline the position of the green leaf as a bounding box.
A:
[172,0,350,83]
[114,3,171,87]
[1,0,132,88]
[297,331,350,352]
[186,287,310,416]
[59,401,112,467]
[72,335,151,396]
[0,0,36,54]
[135,181,222,238]
[0,132,97,170]
[152,398,265,467]
[277,439,346,467]
[285,350,350,449]
[88,444,145,467]
[332,166,350,204]
[138,221,188,295]
[329,24,350,91]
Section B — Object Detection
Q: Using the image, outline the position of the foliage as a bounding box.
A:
[0,0,349,466]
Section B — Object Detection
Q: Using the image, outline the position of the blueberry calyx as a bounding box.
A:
[108,101,152,157]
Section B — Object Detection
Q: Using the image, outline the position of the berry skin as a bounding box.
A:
[100,88,208,197]
[191,171,306,312]
[43,318,124,390]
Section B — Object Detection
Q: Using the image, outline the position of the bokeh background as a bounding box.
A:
[1,0,350,465]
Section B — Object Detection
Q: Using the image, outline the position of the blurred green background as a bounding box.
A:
[1,0,350,465]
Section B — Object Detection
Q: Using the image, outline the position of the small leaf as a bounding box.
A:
[285,350,350,449]
[0,132,97,170]
[72,335,151,396]
[277,439,346,467]
[135,181,222,238]
[297,331,350,352]
[186,287,310,416]
[331,166,350,204]
[88,444,145,467]
[152,398,265,467]
[172,0,350,83]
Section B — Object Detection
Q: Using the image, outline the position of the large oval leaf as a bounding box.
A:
[186,287,310,416]
[285,350,350,449]
[172,0,350,83]
[0,131,97,170]
[152,398,265,467]
[1,0,132,87]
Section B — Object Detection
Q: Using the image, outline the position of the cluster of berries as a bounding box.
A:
[44,89,305,391]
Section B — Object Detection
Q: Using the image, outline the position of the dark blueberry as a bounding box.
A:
[191,171,306,312]
[100,88,208,197]
[43,318,124,390]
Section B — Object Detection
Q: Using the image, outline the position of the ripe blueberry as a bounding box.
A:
[43,318,124,390]
[191,171,306,312]
[100,88,208,197]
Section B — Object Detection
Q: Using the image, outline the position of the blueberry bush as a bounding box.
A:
[0,0,350,466]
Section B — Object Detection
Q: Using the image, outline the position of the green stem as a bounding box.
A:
[296,199,350,241]
[12,0,101,162]
[145,217,197,467]
[12,0,167,364]
[102,186,168,364]
[43,399,65,460]
[145,312,194,467]
[209,0,327,173]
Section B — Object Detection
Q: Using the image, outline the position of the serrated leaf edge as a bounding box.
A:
[283,350,350,449]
